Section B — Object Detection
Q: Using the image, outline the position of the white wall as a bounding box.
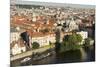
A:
[10,32,20,43]
[77,31,88,39]
[11,44,26,55]
[32,35,56,47]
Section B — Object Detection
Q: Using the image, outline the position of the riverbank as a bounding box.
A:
[11,42,94,61]
[11,45,54,61]
[59,44,94,53]
[11,45,95,66]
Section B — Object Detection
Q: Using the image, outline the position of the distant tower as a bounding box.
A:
[55,26,63,53]
[32,8,38,22]
[56,26,63,43]
[32,12,38,22]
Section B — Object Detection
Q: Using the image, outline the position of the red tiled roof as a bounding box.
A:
[26,30,55,37]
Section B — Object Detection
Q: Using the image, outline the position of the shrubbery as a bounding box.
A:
[32,42,40,49]
[84,38,92,47]
[56,33,83,53]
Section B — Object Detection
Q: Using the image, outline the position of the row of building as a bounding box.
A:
[10,26,88,55]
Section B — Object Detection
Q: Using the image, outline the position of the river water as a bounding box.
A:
[11,45,95,66]
[30,46,95,65]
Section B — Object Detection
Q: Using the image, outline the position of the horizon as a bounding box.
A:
[13,0,95,9]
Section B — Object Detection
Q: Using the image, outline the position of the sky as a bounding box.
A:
[15,0,95,5]
[14,0,95,9]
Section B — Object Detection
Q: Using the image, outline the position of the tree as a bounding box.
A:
[60,41,67,52]
[84,38,91,46]
[60,41,70,52]
[76,34,83,43]
[68,34,77,45]
[59,33,83,52]
[63,35,69,42]
[55,42,61,53]
[67,34,82,45]
[32,42,40,49]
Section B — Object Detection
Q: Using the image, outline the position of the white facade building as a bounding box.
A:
[77,31,88,45]
[11,40,26,55]
[10,28,20,43]
[31,34,56,47]
[10,32,20,43]
[77,31,88,40]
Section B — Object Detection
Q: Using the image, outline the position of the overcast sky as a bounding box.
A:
[15,0,95,5]
[14,0,95,8]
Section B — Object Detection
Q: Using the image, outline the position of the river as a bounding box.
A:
[11,45,95,66]
[29,46,95,65]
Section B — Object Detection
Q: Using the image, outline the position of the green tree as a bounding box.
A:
[32,42,40,49]
[60,41,67,52]
[68,34,77,45]
[59,33,83,52]
[63,35,69,42]
[67,34,82,45]
[76,34,83,43]
[84,38,91,46]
